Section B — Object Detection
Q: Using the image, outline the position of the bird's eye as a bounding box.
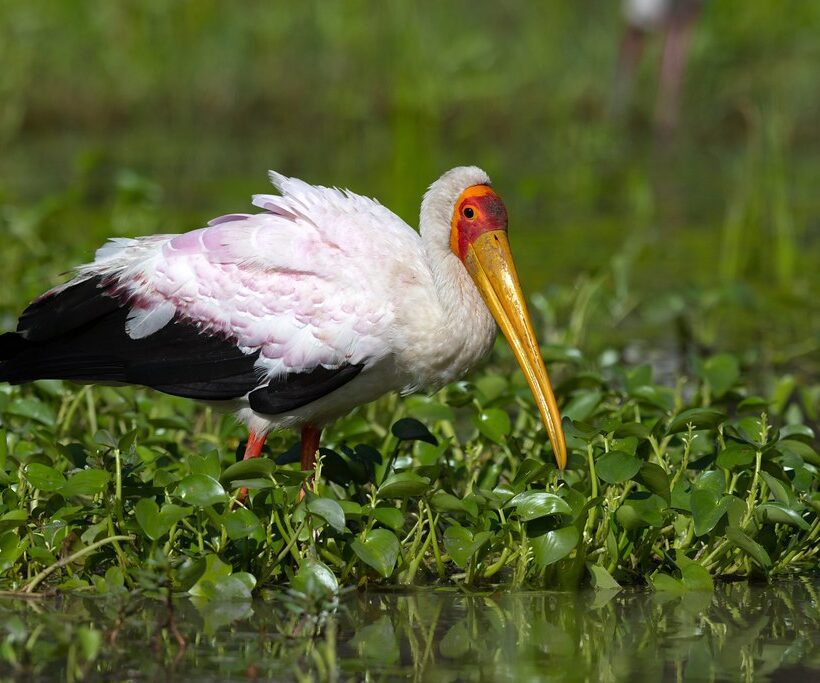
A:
[463,206,475,219]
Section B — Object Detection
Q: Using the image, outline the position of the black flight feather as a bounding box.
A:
[1,275,366,414]
[248,363,364,414]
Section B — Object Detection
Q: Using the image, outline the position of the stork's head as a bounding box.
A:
[421,167,567,469]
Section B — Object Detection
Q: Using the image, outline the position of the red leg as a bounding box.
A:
[236,430,267,504]
[298,425,322,501]
[300,425,322,471]
[244,431,267,461]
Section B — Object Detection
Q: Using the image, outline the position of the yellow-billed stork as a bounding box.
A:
[0,167,566,490]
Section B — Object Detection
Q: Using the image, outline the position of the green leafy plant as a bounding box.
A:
[0,338,816,596]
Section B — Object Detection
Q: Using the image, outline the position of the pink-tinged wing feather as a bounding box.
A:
[72,174,426,381]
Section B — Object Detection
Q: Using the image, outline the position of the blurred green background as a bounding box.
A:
[0,0,818,385]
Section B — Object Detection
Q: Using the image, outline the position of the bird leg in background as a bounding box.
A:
[236,430,268,504]
[612,25,647,118]
[298,425,322,501]
[656,1,703,135]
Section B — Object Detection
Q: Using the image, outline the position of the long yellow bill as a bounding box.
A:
[465,230,567,468]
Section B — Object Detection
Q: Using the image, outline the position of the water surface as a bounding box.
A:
[1,578,818,681]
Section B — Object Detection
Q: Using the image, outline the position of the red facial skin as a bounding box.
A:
[449,185,509,261]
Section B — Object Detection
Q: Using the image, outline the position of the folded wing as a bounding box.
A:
[0,174,420,413]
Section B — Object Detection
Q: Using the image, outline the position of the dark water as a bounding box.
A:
[1,578,818,682]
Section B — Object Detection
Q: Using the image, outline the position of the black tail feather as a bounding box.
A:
[0,276,261,400]
[0,332,28,361]
[17,276,120,341]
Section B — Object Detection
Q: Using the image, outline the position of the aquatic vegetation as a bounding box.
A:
[0,303,816,596]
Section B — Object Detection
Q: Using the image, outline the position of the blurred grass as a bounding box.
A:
[0,0,818,381]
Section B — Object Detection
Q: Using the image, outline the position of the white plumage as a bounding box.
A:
[35,168,493,428]
[1,166,565,480]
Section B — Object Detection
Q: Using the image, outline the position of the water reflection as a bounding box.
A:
[1,578,818,681]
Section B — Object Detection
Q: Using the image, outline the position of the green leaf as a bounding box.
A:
[677,555,714,592]
[118,429,139,453]
[378,472,430,498]
[430,491,469,515]
[160,503,194,526]
[776,439,820,467]
[475,375,508,404]
[771,374,796,415]
[0,510,28,534]
[25,463,66,492]
[61,469,110,497]
[530,526,579,568]
[625,365,652,393]
[188,554,232,597]
[508,491,572,521]
[0,531,24,572]
[371,506,405,531]
[76,626,102,662]
[691,491,739,537]
[222,508,263,540]
[632,385,675,411]
[404,395,455,422]
[188,451,221,480]
[208,573,255,600]
[755,502,810,530]
[588,564,621,590]
[292,559,338,600]
[737,396,770,412]
[416,440,449,466]
[669,478,694,512]
[615,493,667,530]
[134,498,163,541]
[695,470,725,497]
[728,416,768,447]
[701,354,740,398]
[332,413,372,440]
[93,430,118,449]
[667,408,726,434]
[562,390,602,422]
[351,529,400,577]
[471,408,511,443]
[610,436,639,456]
[511,459,549,491]
[725,527,772,569]
[176,474,226,507]
[135,501,192,541]
[443,525,492,569]
[6,398,56,426]
[652,573,685,592]
[307,497,346,533]
[612,422,651,440]
[779,424,815,443]
[391,417,437,445]
[220,458,276,482]
[635,462,671,503]
[759,472,795,506]
[716,443,756,469]
[337,500,363,519]
[596,450,642,484]
[542,345,584,364]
